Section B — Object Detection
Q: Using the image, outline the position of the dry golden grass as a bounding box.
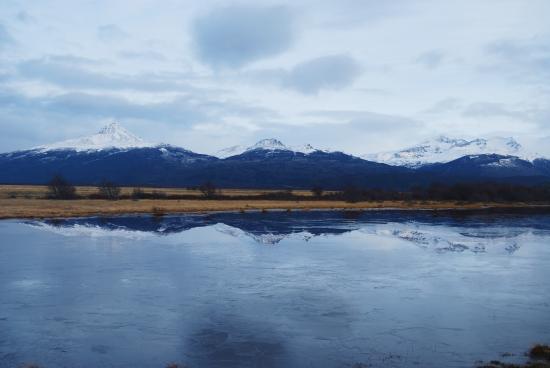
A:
[0,197,545,219]
[0,185,546,219]
[0,185,320,199]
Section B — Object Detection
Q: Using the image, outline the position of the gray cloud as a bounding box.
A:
[1,87,273,122]
[462,102,529,120]
[423,97,462,114]
[461,101,550,130]
[415,50,445,69]
[16,57,203,92]
[284,55,362,94]
[314,0,410,29]
[118,50,166,61]
[482,38,550,83]
[258,109,426,154]
[0,85,275,130]
[16,10,34,23]
[97,24,128,42]
[192,5,294,68]
[246,54,362,94]
[303,109,422,131]
[0,23,14,49]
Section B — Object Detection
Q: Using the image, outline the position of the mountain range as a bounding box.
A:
[1,122,549,189]
[29,210,542,253]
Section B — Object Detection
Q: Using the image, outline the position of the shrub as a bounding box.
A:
[131,187,144,200]
[47,174,76,199]
[152,207,165,217]
[97,180,121,200]
[198,182,217,198]
[530,344,550,360]
[311,186,324,198]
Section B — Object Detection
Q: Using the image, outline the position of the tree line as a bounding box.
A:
[46,174,550,203]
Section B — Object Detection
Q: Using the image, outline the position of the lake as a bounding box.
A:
[1,210,549,368]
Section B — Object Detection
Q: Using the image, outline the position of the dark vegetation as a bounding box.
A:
[477,344,550,368]
[198,181,218,198]
[16,344,550,368]
[47,174,76,199]
[96,180,121,200]
[39,175,550,203]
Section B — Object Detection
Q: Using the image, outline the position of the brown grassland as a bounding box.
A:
[0,185,548,219]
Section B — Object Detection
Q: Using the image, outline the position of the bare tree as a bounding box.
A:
[47,174,76,199]
[311,186,324,198]
[98,180,121,200]
[131,187,144,200]
[198,182,217,198]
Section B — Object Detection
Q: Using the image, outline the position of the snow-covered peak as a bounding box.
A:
[215,139,323,158]
[37,122,153,152]
[248,138,288,151]
[363,136,535,167]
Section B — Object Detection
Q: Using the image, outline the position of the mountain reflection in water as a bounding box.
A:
[1,209,549,368]
[28,209,550,252]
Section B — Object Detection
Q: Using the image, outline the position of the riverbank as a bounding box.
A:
[1,198,549,219]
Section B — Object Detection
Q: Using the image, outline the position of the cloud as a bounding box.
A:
[482,38,550,83]
[16,57,201,92]
[461,101,550,129]
[0,83,280,152]
[0,87,275,129]
[252,109,426,154]
[192,5,294,68]
[284,55,362,94]
[415,50,445,69]
[303,109,422,131]
[462,102,530,120]
[16,10,34,23]
[246,54,362,94]
[423,97,462,114]
[0,23,14,49]
[97,24,128,42]
[118,50,166,61]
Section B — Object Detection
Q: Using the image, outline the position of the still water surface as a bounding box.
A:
[1,210,549,368]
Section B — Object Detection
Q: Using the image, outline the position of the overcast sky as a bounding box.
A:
[1,0,549,155]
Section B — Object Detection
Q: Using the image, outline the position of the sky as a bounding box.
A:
[0,0,549,155]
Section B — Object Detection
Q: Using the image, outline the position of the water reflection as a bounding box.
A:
[1,210,549,368]
[27,209,550,252]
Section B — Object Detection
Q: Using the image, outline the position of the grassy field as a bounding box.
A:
[0,185,548,219]
[0,184,320,199]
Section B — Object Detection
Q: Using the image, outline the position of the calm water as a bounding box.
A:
[1,210,550,368]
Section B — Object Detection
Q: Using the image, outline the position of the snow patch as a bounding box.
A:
[216,138,327,158]
[36,122,153,152]
[363,136,536,167]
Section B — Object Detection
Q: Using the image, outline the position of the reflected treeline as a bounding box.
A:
[28,208,550,248]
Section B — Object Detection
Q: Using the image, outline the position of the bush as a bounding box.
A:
[198,182,217,198]
[131,187,144,200]
[342,185,363,203]
[97,180,121,200]
[311,186,324,198]
[530,344,550,360]
[47,174,76,199]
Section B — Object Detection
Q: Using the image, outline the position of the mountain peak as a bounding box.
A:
[37,122,153,152]
[216,139,324,158]
[248,138,288,151]
[98,122,126,135]
[364,135,533,167]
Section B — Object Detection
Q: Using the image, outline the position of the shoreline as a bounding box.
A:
[1,198,549,219]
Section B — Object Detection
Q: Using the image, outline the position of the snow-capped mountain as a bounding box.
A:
[216,138,323,158]
[364,136,535,168]
[36,122,153,152]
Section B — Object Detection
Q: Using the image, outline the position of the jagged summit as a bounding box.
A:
[364,135,534,167]
[216,138,322,158]
[249,138,287,151]
[37,122,153,152]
